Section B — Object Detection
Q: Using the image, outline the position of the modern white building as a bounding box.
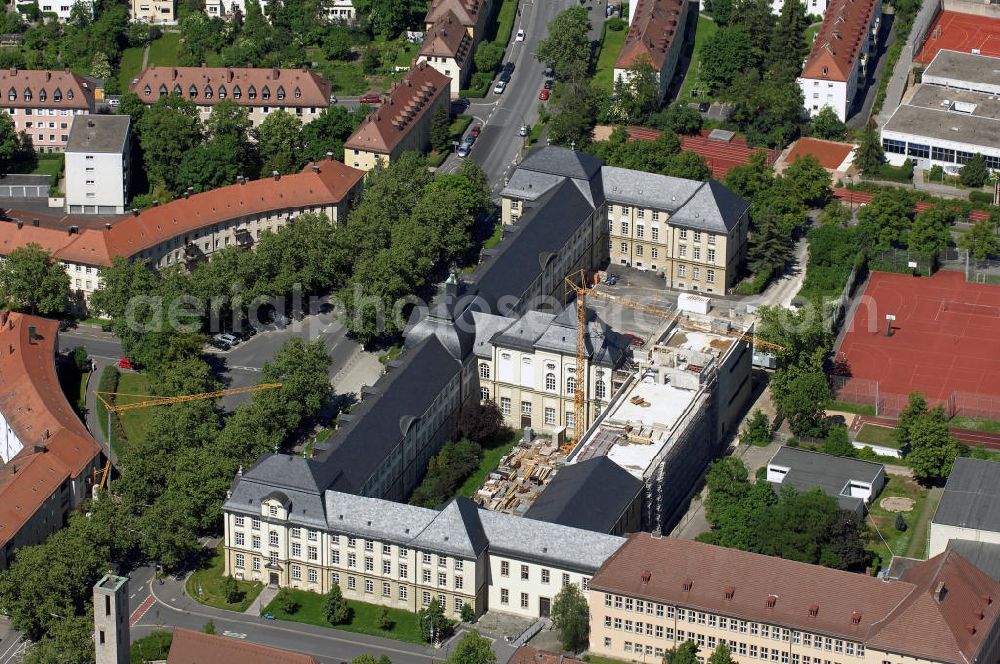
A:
[25,0,92,21]
[222,458,624,619]
[929,457,1000,557]
[881,50,1000,171]
[797,0,881,121]
[768,0,829,15]
[204,0,266,18]
[765,447,886,517]
[65,115,131,215]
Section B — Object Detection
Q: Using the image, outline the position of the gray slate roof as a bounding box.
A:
[66,115,130,153]
[410,497,490,558]
[934,457,1000,531]
[524,457,642,533]
[768,447,884,513]
[224,455,328,529]
[470,310,511,359]
[945,540,1000,582]
[517,146,604,181]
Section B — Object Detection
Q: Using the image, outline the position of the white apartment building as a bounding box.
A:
[222,457,624,619]
[204,0,266,18]
[129,0,174,23]
[22,0,92,21]
[65,115,131,214]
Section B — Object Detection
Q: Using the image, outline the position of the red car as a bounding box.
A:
[469,124,482,138]
[538,89,551,101]
[623,334,645,347]
[359,93,381,104]
[117,357,135,370]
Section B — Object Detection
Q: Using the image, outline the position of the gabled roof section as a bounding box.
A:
[801,0,879,82]
[524,457,643,533]
[425,0,487,28]
[344,63,450,155]
[130,65,332,108]
[411,496,489,558]
[667,179,749,233]
[167,627,320,664]
[419,10,473,64]
[517,146,604,181]
[0,68,94,109]
[614,0,685,71]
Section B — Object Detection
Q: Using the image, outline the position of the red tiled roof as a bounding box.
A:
[0,158,364,266]
[0,451,71,548]
[625,127,776,178]
[615,0,685,71]
[420,10,473,63]
[166,627,320,664]
[786,137,854,171]
[344,63,450,155]
[592,535,1000,664]
[801,0,879,81]
[130,66,331,108]
[0,68,94,109]
[509,647,587,664]
[425,0,486,28]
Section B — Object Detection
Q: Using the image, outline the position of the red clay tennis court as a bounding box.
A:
[837,271,1000,406]
[914,10,1000,64]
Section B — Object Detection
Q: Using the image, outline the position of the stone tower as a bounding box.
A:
[93,574,130,664]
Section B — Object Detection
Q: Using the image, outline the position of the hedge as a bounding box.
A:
[733,268,773,296]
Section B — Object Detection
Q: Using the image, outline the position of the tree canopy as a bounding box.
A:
[0,243,68,316]
[552,583,590,652]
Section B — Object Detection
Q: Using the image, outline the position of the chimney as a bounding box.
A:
[640,570,651,584]
[31,218,38,227]
[1,311,7,326]
[172,68,178,80]
[45,71,50,81]
[33,443,46,453]
[311,165,319,173]
[131,208,139,216]
[184,189,191,199]
[87,119,95,128]
[15,221,21,229]
[272,170,280,181]
[68,225,79,235]
[8,67,14,76]
[152,200,159,206]
[105,223,112,230]
[325,151,333,159]
[935,581,947,603]
[272,67,280,79]
[27,325,36,342]
[10,464,15,475]
[227,69,234,83]
[240,176,246,185]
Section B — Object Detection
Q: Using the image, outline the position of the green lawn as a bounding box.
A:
[263,589,425,644]
[594,23,627,90]
[187,544,263,612]
[866,475,929,568]
[131,631,172,664]
[483,221,504,250]
[805,23,822,45]
[484,0,518,45]
[314,57,372,96]
[457,431,518,498]
[950,417,1000,433]
[677,15,718,102]
[32,154,63,179]
[827,401,876,416]
[856,423,900,448]
[114,373,157,447]
[450,114,474,139]
[584,656,631,664]
[119,45,145,89]
[147,33,181,67]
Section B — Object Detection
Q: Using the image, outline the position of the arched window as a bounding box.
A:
[7,88,15,101]
[566,377,576,395]
[37,88,46,102]
[204,85,213,98]
[66,89,73,100]
[172,83,182,95]
[294,87,301,98]
[22,88,31,101]
[188,84,198,98]
[595,381,606,399]
[158,84,167,95]
[53,87,61,101]
[276,85,285,100]
[143,84,151,96]
[232,85,241,99]
[261,85,270,100]
[218,85,227,98]
[479,363,490,379]
[545,373,556,391]
[247,85,256,99]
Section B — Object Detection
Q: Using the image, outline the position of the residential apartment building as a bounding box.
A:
[613,0,688,102]
[1,68,96,152]
[424,0,492,42]
[327,0,355,22]
[129,66,332,126]
[797,0,881,121]
[64,115,131,214]
[129,0,174,23]
[204,0,266,18]
[0,157,364,299]
[589,534,1000,664]
[501,150,750,295]
[25,0,91,21]
[0,313,104,569]
[343,63,451,170]
[416,10,474,97]
[222,463,623,619]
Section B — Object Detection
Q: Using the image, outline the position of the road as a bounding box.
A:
[438,0,607,194]
[747,237,810,309]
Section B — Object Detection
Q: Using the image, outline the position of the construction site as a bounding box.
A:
[473,431,574,516]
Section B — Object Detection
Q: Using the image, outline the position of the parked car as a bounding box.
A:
[117,357,135,370]
[494,80,507,94]
[499,70,511,83]
[359,93,381,104]
[464,134,476,146]
[469,124,482,138]
[544,66,553,77]
[604,273,618,285]
[502,61,515,74]
[543,79,554,90]
[215,333,239,346]
[698,101,711,112]
[209,338,230,351]
[458,143,471,157]
[538,88,551,101]
[519,124,528,136]
[516,29,525,41]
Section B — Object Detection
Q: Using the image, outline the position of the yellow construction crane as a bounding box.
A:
[93,383,282,490]
[563,270,785,442]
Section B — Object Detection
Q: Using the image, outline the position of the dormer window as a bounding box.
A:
[218,85,227,98]
[269,504,278,517]
[276,85,285,100]
[188,84,198,98]
[294,87,301,98]
[22,88,31,101]
[247,85,256,99]
[158,84,167,95]
[261,85,270,100]
[809,604,819,617]
[38,88,46,102]
[233,85,241,99]
[766,595,777,609]
[822,66,829,76]
[53,88,61,101]
[143,84,151,96]
[204,85,212,98]
[66,89,73,100]
[7,88,14,101]
[172,83,182,95]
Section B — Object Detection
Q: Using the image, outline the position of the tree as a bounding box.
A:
[474,40,504,74]
[747,206,794,275]
[894,512,907,531]
[22,613,96,664]
[430,105,451,153]
[460,602,476,623]
[323,584,350,624]
[138,94,203,193]
[0,112,20,176]
[724,150,774,199]
[446,630,496,664]
[818,200,852,226]
[959,216,1000,260]
[665,150,712,181]
[418,599,451,643]
[551,583,589,652]
[811,106,847,141]
[822,425,855,457]
[708,642,735,664]
[205,99,257,172]
[274,587,300,614]
[705,0,734,24]
[72,346,90,372]
[612,58,661,123]
[203,619,216,634]
[960,153,990,188]
[545,80,599,148]
[322,26,353,60]
[90,50,111,79]
[0,243,69,316]
[665,641,701,664]
[456,400,505,443]
[908,205,953,257]
[854,121,884,177]
[178,139,247,192]
[739,410,771,447]
[782,154,831,207]
[301,106,363,163]
[732,0,775,60]
[536,7,591,80]
[221,575,242,604]
[894,391,928,449]
[856,189,912,250]
[376,606,394,630]
[699,27,756,92]
[771,367,831,437]
[769,0,809,80]
[649,102,703,135]
[257,110,305,175]
[353,0,421,37]
[907,408,962,484]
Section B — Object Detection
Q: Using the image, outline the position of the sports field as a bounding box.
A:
[914,10,1000,64]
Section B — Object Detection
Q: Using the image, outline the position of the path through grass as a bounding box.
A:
[594,22,627,90]
[147,34,181,66]
[677,15,718,102]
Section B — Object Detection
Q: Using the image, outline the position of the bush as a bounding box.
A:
[203,620,216,634]
[894,512,907,532]
[274,587,300,614]
[460,602,476,623]
[72,345,90,372]
[221,575,243,604]
[409,439,483,508]
[733,268,773,295]
[607,17,627,30]
[323,585,350,624]
[969,190,994,205]
[456,400,505,443]
[739,410,772,447]
[376,606,394,630]
[876,160,913,183]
